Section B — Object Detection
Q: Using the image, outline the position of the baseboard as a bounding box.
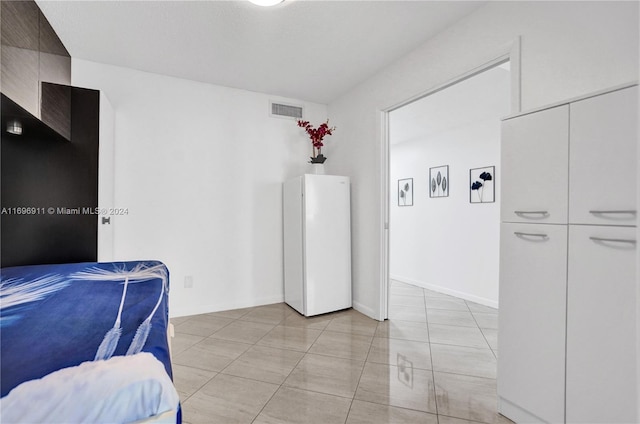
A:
[390,274,499,309]
[170,294,285,318]
[498,397,547,423]
[352,300,380,321]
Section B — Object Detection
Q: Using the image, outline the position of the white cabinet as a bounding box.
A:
[569,86,638,226]
[498,223,567,424]
[498,84,638,424]
[283,175,352,317]
[501,105,569,224]
[566,225,637,423]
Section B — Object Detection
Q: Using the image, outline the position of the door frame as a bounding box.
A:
[377,37,522,320]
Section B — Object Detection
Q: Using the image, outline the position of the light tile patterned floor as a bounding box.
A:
[171,280,513,424]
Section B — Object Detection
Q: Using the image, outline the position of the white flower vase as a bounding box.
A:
[310,163,325,175]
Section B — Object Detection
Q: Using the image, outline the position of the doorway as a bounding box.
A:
[385,60,511,318]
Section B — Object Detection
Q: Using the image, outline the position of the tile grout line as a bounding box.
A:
[423,287,440,423]
[465,300,498,359]
[343,318,377,424]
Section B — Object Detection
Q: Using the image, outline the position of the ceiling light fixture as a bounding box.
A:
[248,0,284,6]
[6,119,22,135]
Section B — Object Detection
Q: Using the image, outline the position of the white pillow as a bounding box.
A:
[0,352,179,424]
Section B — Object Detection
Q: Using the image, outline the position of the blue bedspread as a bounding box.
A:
[0,261,173,399]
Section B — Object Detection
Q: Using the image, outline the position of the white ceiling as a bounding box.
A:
[36,0,485,104]
[390,62,511,145]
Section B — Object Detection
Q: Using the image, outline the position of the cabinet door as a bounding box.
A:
[566,225,637,423]
[501,106,569,224]
[569,86,638,226]
[498,223,567,423]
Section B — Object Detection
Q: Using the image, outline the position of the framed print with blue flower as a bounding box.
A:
[470,166,495,203]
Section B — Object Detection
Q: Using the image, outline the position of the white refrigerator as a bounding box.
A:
[283,174,352,316]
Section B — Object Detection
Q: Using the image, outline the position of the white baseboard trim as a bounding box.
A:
[352,300,380,321]
[498,397,546,423]
[390,274,498,309]
[170,294,285,318]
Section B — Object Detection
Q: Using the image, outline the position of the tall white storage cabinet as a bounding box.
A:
[498,84,638,423]
[283,174,352,316]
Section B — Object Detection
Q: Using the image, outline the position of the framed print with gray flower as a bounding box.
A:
[429,165,449,198]
[470,166,495,203]
[398,178,413,206]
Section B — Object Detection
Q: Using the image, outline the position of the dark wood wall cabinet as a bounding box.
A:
[1,1,100,268]
[1,0,71,140]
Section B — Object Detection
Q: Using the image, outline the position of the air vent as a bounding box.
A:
[270,101,303,119]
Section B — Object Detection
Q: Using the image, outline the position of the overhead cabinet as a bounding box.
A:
[498,84,638,423]
[569,86,638,226]
[501,105,569,224]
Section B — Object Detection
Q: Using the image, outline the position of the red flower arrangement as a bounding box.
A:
[296,119,336,164]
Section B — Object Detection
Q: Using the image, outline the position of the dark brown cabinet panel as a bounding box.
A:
[1,0,71,140]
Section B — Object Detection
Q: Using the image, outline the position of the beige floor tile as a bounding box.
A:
[425,297,469,311]
[430,343,496,379]
[427,309,477,327]
[205,306,255,319]
[324,314,379,336]
[181,374,278,424]
[208,319,275,344]
[221,345,304,384]
[355,362,437,413]
[466,302,498,314]
[308,330,372,361]
[438,415,514,424]
[174,315,234,337]
[367,337,431,370]
[434,372,507,424]
[388,305,427,323]
[173,339,252,372]
[171,333,204,356]
[346,400,438,424]
[170,316,192,325]
[423,289,459,300]
[280,312,333,330]
[389,294,426,308]
[472,312,499,330]
[390,285,425,296]
[239,304,295,325]
[284,353,364,398]
[171,364,216,400]
[257,325,322,352]
[375,320,429,343]
[481,328,498,351]
[254,387,351,424]
[428,324,490,349]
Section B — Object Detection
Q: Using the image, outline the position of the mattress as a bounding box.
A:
[0,260,180,423]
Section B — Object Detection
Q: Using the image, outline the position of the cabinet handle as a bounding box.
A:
[588,210,637,215]
[514,231,548,239]
[514,210,549,216]
[589,237,636,245]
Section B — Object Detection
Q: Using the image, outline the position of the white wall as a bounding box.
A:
[72,59,328,317]
[327,1,639,319]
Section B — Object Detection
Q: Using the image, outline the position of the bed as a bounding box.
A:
[0,260,181,424]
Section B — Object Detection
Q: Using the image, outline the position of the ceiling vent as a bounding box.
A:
[270,101,303,120]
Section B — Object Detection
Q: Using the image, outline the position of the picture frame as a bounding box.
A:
[398,178,413,206]
[429,165,449,198]
[470,166,495,203]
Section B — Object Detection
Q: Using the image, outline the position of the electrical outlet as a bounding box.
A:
[184,276,193,288]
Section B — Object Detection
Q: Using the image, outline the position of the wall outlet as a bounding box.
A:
[184,276,194,288]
